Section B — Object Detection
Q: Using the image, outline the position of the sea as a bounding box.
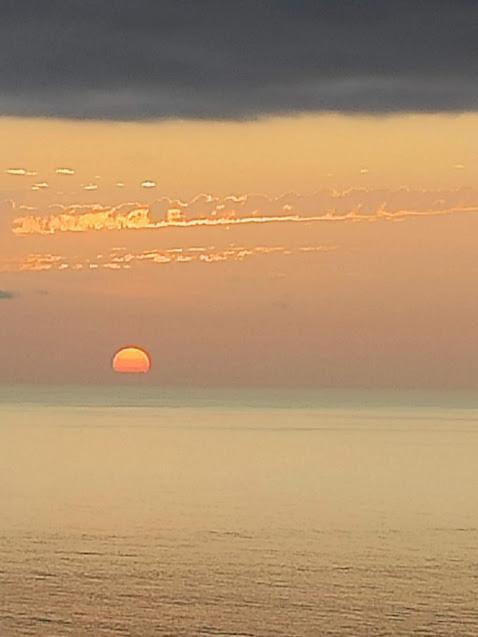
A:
[1,385,478,636]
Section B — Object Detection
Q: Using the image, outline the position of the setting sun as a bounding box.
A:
[112,347,151,374]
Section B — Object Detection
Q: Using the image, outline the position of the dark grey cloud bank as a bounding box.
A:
[1,1,477,120]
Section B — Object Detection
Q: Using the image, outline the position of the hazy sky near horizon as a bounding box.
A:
[1,2,478,387]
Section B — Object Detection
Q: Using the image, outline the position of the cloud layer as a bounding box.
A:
[11,188,478,235]
[0,1,477,119]
[0,244,336,274]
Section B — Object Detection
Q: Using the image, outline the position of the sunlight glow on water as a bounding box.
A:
[1,387,478,635]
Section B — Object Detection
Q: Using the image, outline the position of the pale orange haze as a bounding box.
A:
[1,114,478,387]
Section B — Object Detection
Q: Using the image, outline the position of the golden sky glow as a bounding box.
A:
[1,114,477,199]
[1,112,478,387]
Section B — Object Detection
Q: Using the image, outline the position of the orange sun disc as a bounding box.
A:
[112,346,151,374]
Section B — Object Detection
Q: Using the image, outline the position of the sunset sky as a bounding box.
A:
[1,1,478,387]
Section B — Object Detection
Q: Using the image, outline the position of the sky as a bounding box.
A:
[1,1,478,387]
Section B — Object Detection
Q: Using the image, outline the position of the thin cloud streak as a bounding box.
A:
[0,244,337,273]
[12,188,478,236]
[5,168,37,176]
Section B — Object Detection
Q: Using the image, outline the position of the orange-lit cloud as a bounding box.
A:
[13,205,152,234]
[5,168,37,176]
[0,253,62,273]
[11,188,478,236]
[0,244,337,273]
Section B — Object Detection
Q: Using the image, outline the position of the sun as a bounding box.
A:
[112,346,151,374]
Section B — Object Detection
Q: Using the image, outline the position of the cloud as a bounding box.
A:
[55,168,75,175]
[5,168,37,176]
[11,188,478,236]
[0,290,16,300]
[0,245,337,273]
[0,2,476,120]
[0,254,62,273]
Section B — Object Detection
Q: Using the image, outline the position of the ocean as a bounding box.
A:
[1,386,478,636]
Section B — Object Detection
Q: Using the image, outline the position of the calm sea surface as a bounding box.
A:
[1,386,478,636]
